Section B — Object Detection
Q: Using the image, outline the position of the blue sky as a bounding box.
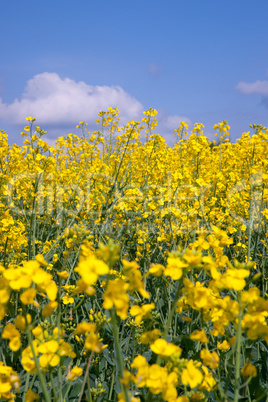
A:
[1,0,268,144]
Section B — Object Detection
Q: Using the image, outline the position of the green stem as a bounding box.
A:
[49,368,57,401]
[156,278,183,366]
[163,278,183,341]
[234,296,243,402]
[22,371,30,402]
[110,308,131,402]
[57,278,62,401]
[77,351,94,402]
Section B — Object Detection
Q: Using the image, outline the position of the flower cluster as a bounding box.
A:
[0,110,268,401]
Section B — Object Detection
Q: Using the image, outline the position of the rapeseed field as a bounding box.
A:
[1,107,268,401]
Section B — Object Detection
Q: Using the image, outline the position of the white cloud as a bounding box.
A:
[236,80,268,95]
[0,72,192,141]
[0,72,144,126]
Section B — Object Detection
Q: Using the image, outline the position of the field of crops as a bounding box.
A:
[1,107,268,401]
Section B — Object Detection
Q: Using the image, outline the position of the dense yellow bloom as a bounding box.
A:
[57,270,69,279]
[32,266,58,301]
[3,266,32,290]
[1,109,268,401]
[14,314,31,330]
[183,279,215,310]
[241,287,260,304]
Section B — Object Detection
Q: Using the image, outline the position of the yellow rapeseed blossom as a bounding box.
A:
[200,349,219,369]
[2,324,21,351]
[181,360,203,389]
[150,338,182,358]
[103,279,129,319]
[130,303,155,325]
[241,362,257,378]
[190,330,209,343]
[66,366,83,381]
[0,362,20,400]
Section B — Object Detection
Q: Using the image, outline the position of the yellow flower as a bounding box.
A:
[140,329,162,344]
[32,267,58,301]
[131,355,149,388]
[217,269,250,291]
[181,360,203,389]
[200,349,219,369]
[85,333,103,353]
[217,340,230,351]
[32,325,44,340]
[38,340,60,369]
[2,323,21,351]
[25,389,39,401]
[199,365,216,391]
[75,254,109,285]
[122,260,149,298]
[241,287,260,304]
[75,321,97,335]
[150,338,182,358]
[3,267,32,290]
[42,301,58,317]
[21,341,38,373]
[62,294,74,304]
[0,362,20,400]
[241,362,257,377]
[146,264,165,277]
[190,330,209,343]
[130,303,155,325]
[146,364,177,398]
[58,340,76,358]
[57,270,69,279]
[103,279,129,319]
[14,314,31,331]
[20,288,37,305]
[66,366,83,381]
[164,257,188,280]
